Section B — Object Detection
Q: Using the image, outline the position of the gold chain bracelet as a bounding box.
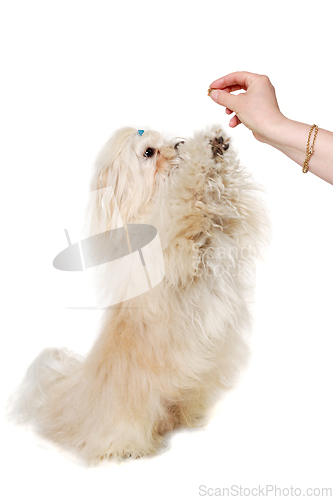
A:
[303,124,319,173]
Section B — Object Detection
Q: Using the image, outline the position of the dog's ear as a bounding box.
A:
[87,128,139,235]
[87,185,122,236]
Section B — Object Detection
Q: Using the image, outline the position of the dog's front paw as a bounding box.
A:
[210,135,230,157]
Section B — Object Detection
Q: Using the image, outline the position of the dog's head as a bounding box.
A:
[89,127,178,233]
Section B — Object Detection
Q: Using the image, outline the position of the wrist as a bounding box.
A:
[262,118,322,172]
[258,114,290,147]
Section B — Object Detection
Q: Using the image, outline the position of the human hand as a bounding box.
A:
[209,72,287,144]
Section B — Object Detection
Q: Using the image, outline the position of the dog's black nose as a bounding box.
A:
[174,141,185,150]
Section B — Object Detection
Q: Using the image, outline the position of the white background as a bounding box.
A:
[1,0,332,498]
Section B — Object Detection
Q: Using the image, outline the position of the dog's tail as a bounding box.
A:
[9,348,82,427]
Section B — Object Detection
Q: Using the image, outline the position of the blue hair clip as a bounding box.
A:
[137,129,145,136]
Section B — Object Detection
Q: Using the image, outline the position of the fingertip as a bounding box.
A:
[209,77,225,89]
[209,90,220,102]
[229,115,241,128]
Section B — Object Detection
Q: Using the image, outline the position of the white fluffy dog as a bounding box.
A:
[11,126,267,464]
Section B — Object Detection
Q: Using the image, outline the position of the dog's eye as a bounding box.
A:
[143,147,156,158]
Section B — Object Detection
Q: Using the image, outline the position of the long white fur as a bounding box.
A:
[10,126,268,464]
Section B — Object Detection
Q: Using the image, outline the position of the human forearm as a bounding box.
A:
[264,118,333,184]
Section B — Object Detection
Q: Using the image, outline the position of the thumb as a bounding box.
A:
[210,89,237,112]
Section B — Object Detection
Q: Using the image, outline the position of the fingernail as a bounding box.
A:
[210,90,219,102]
